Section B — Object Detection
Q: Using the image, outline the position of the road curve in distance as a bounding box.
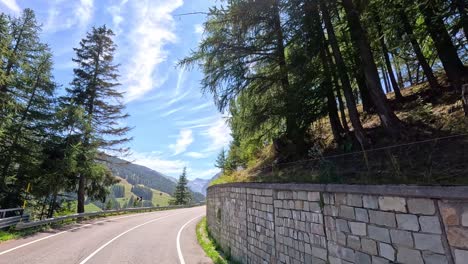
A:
[0,206,211,264]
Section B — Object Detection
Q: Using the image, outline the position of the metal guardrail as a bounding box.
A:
[0,208,23,218]
[0,215,29,229]
[15,203,204,230]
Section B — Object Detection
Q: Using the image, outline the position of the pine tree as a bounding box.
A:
[172,167,191,205]
[64,26,131,213]
[214,148,226,173]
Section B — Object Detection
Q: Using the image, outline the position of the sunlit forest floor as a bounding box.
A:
[214,75,468,186]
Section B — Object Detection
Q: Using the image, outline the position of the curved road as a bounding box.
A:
[0,206,211,264]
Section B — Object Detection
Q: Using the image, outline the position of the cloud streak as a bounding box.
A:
[130,151,186,176]
[121,0,183,102]
[44,0,94,33]
[169,128,193,155]
[0,0,20,13]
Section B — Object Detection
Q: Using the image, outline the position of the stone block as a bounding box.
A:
[274,200,283,208]
[324,205,339,217]
[355,251,371,264]
[455,249,468,264]
[329,256,352,264]
[368,225,390,242]
[311,223,325,236]
[422,252,448,264]
[339,246,355,262]
[414,233,445,254]
[337,231,347,245]
[379,196,406,212]
[336,219,350,233]
[309,202,321,213]
[407,198,435,215]
[347,235,361,250]
[297,191,307,200]
[308,192,320,201]
[312,246,327,260]
[372,256,389,264]
[390,229,413,247]
[369,210,396,227]
[439,201,459,226]
[356,208,369,223]
[378,242,395,261]
[419,216,442,234]
[349,222,367,236]
[361,238,378,255]
[396,214,419,231]
[335,193,347,205]
[447,226,468,249]
[463,210,468,227]
[397,247,423,264]
[347,194,363,207]
[363,195,379,209]
[340,206,355,220]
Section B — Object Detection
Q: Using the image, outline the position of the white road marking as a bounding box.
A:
[79,211,189,264]
[176,214,204,264]
[0,210,167,256]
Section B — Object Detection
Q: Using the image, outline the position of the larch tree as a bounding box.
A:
[341,0,403,137]
[64,26,131,213]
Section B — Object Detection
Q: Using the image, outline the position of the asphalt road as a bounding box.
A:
[0,206,212,264]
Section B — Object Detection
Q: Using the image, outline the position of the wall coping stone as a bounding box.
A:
[207,183,468,200]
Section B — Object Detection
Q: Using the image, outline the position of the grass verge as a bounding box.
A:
[196,217,235,264]
[0,226,49,243]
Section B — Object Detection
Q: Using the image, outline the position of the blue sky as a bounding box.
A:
[0,0,230,180]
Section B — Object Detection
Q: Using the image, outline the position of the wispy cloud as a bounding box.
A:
[160,105,185,117]
[169,128,193,155]
[44,0,94,33]
[194,24,203,35]
[122,0,183,102]
[0,0,20,13]
[202,117,231,152]
[174,115,218,128]
[185,151,208,159]
[129,151,186,176]
[107,0,129,35]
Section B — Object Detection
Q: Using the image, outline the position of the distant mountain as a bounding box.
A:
[188,178,210,195]
[102,156,205,202]
[189,172,222,195]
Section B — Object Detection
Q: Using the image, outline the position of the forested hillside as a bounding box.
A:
[103,156,177,195]
[183,0,468,185]
[104,156,206,202]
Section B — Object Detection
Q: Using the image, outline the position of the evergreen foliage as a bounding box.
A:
[181,0,467,176]
[171,167,192,205]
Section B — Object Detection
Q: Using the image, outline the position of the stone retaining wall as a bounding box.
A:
[206,183,468,264]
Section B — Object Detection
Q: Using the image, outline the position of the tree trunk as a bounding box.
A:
[319,0,369,147]
[415,63,421,84]
[382,65,391,93]
[374,13,403,100]
[419,0,467,91]
[405,61,413,86]
[463,84,468,116]
[394,54,405,89]
[399,8,439,91]
[342,0,402,137]
[331,63,350,131]
[273,0,306,154]
[321,39,345,143]
[77,174,85,213]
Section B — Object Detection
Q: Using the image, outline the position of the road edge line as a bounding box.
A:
[176,214,205,264]
[79,211,188,264]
